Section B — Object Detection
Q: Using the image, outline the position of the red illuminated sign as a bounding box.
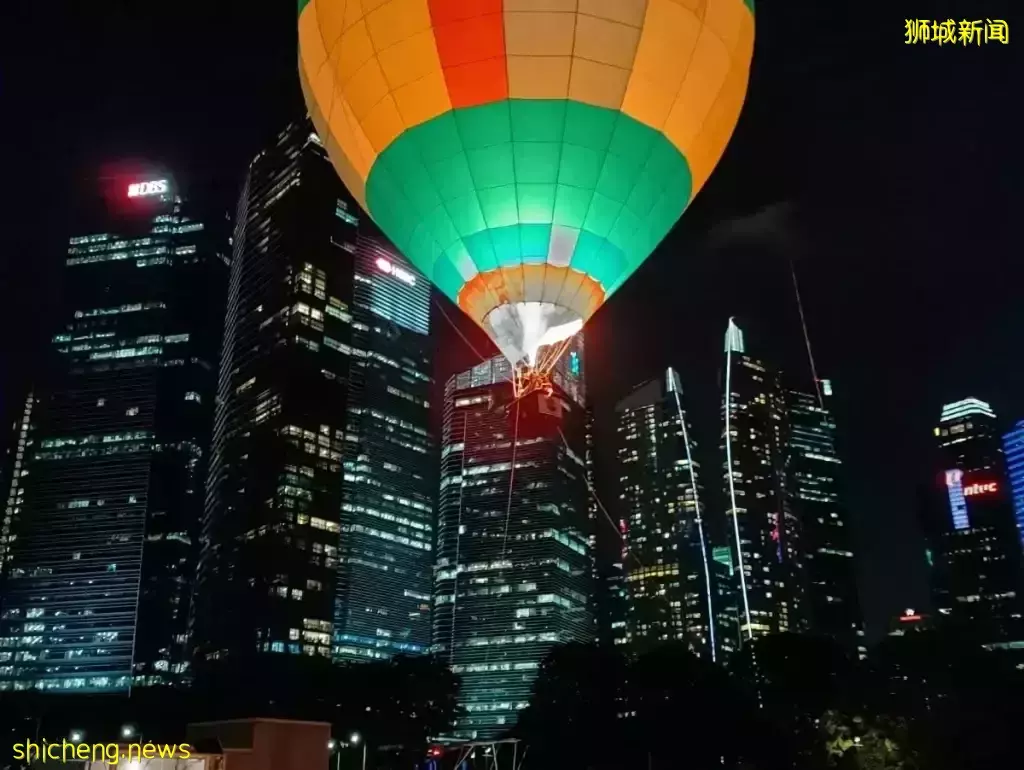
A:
[963,481,998,497]
[127,179,168,198]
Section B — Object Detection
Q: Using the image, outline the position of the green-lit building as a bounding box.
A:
[433,340,592,738]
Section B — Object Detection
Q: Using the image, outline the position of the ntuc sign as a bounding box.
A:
[963,481,998,497]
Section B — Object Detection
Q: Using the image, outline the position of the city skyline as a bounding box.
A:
[0,0,1020,668]
[2,136,1022,665]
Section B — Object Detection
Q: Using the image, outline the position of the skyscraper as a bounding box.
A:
[1,393,35,569]
[615,368,716,659]
[1003,420,1024,547]
[721,319,804,644]
[0,173,228,692]
[433,338,591,738]
[601,560,630,650]
[786,381,865,656]
[587,407,627,651]
[334,234,434,661]
[194,122,433,672]
[924,398,1023,642]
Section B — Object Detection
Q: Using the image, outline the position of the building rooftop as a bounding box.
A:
[939,398,995,423]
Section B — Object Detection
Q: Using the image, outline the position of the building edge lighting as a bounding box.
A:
[724,318,753,638]
[669,375,717,662]
[939,398,996,423]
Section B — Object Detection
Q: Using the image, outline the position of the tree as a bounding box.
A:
[517,642,782,770]
[730,633,859,765]
[627,642,773,769]
[859,630,1024,769]
[821,710,918,770]
[515,643,628,770]
[348,654,461,763]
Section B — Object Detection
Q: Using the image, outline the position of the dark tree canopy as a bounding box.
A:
[516,632,1023,770]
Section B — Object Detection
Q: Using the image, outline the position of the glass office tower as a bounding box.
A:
[433,338,591,738]
[0,174,228,692]
[334,235,434,660]
[720,319,805,644]
[787,381,866,657]
[194,122,434,671]
[615,368,716,659]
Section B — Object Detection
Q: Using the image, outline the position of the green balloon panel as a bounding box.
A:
[364,99,693,302]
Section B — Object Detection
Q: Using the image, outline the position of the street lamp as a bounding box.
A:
[350,732,367,770]
[121,725,137,739]
[69,730,85,743]
[328,739,341,770]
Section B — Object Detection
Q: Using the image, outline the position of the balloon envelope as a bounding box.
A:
[299,0,754,367]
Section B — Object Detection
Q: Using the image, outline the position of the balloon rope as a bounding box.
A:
[557,427,645,571]
[432,296,490,365]
[447,414,470,663]
[788,254,823,409]
[500,398,521,560]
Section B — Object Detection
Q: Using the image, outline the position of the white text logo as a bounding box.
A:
[128,180,169,198]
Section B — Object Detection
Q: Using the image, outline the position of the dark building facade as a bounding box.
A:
[888,607,933,636]
[1,393,36,571]
[0,175,228,692]
[194,122,433,671]
[720,319,805,644]
[615,368,716,660]
[587,406,627,651]
[786,381,866,656]
[433,340,591,738]
[923,398,1023,642]
[711,545,740,658]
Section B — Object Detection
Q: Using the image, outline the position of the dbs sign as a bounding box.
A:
[127,179,169,198]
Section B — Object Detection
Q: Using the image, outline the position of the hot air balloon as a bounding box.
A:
[299,0,754,397]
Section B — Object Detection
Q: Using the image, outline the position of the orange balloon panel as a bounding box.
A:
[299,0,754,208]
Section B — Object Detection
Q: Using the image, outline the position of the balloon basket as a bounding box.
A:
[496,370,565,441]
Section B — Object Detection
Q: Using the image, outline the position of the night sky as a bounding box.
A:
[1,0,1019,639]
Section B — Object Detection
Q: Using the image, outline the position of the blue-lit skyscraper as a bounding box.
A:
[1004,421,1024,547]
[433,337,591,738]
